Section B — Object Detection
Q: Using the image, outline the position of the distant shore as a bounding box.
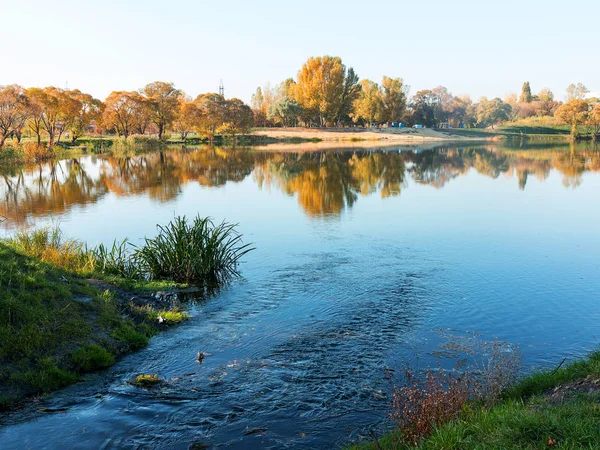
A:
[252,127,489,145]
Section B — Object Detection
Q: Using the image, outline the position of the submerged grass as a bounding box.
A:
[350,351,600,450]
[136,215,254,285]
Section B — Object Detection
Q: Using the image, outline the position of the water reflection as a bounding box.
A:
[1,143,599,225]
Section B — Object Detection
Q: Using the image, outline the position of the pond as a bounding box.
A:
[1,142,600,449]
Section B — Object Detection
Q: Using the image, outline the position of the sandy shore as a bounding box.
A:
[253,127,486,145]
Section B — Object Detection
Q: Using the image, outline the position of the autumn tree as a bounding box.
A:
[0,85,29,149]
[587,103,600,140]
[520,82,533,103]
[352,80,383,126]
[292,56,345,126]
[103,91,146,137]
[193,93,226,139]
[141,81,182,139]
[173,99,200,141]
[476,97,511,128]
[566,83,589,101]
[25,87,71,147]
[66,90,103,143]
[555,99,589,138]
[219,98,254,136]
[380,76,407,124]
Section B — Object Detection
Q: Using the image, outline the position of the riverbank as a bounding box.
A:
[0,215,250,412]
[0,241,189,411]
[252,127,488,144]
[350,351,600,449]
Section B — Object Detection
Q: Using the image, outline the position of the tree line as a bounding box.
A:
[0,82,254,149]
[251,56,600,138]
[2,55,599,151]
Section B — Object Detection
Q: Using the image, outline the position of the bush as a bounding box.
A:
[135,215,254,285]
[113,135,164,153]
[390,368,476,447]
[21,142,52,161]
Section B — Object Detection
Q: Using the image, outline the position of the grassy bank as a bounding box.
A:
[351,352,600,449]
[0,216,252,411]
[0,243,185,410]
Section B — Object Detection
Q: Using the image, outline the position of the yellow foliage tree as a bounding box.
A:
[292,56,345,126]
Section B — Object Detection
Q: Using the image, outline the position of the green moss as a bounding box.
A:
[132,374,160,387]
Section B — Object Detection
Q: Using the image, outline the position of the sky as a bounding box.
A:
[2,0,599,103]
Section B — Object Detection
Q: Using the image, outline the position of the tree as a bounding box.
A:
[588,103,600,140]
[268,97,301,127]
[292,56,345,126]
[409,90,439,127]
[380,76,407,124]
[476,97,511,128]
[141,81,182,139]
[566,83,589,101]
[103,91,146,137]
[25,88,45,144]
[520,82,532,103]
[0,85,28,149]
[173,99,200,141]
[352,80,383,126]
[336,67,361,126]
[25,87,68,147]
[219,98,254,136]
[66,90,103,143]
[193,93,226,139]
[538,88,554,102]
[554,99,589,138]
[251,86,268,127]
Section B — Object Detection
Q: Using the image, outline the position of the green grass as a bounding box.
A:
[0,241,188,410]
[350,352,600,449]
[135,215,254,285]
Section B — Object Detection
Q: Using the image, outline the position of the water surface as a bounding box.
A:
[1,142,599,449]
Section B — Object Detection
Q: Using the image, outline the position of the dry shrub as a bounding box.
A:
[21,142,51,161]
[10,227,94,272]
[475,342,521,405]
[390,367,476,447]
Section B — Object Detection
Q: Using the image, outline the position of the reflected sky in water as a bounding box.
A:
[1,142,600,449]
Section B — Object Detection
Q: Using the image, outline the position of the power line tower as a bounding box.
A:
[219,79,224,97]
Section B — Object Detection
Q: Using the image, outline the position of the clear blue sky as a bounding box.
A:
[2,0,598,103]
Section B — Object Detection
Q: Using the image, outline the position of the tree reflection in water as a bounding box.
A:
[1,143,599,225]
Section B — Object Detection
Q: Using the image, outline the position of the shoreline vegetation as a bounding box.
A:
[0,124,586,168]
[0,217,252,411]
[349,351,600,449]
[1,56,598,167]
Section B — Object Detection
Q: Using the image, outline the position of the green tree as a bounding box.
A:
[381,76,407,124]
[268,97,302,127]
[476,97,512,128]
[336,67,361,126]
[520,82,532,103]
